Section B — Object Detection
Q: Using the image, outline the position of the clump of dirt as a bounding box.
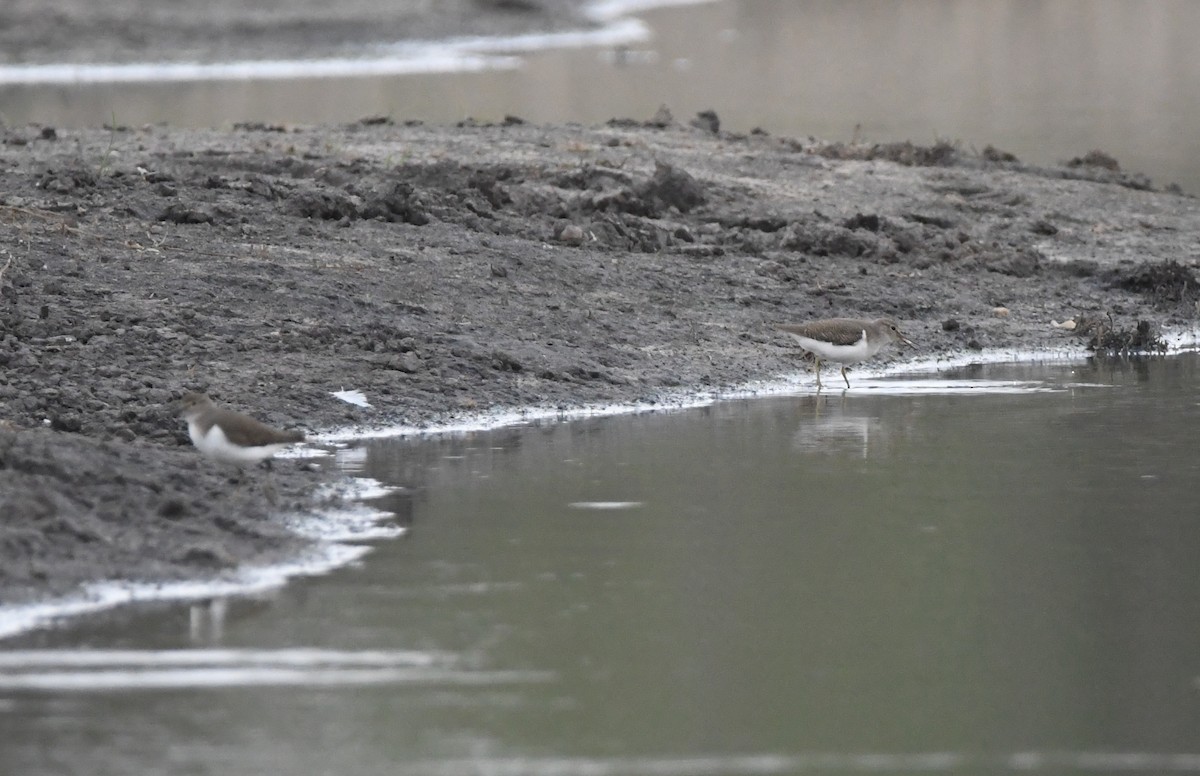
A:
[981,145,1020,163]
[1110,260,1200,306]
[689,110,721,135]
[1087,317,1169,355]
[813,139,960,167]
[1068,150,1121,171]
[1054,149,1158,191]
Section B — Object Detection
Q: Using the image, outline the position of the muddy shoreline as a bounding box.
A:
[1,111,1197,617]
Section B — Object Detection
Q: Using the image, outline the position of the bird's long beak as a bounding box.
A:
[898,333,915,348]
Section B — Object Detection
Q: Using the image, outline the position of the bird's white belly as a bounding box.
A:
[786,331,876,363]
[188,421,284,465]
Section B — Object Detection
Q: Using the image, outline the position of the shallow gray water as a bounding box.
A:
[3,355,1200,775]
[4,0,1200,193]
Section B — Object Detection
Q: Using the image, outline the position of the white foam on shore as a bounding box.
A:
[285,477,407,542]
[315,335,1200,443]
[0,52,522,86]
[0,643,551,691]
[569,501,646,510]
[0,648,442,668]
[0,544,367,641]
[0,644,552,691]
[0,477,401,641]
[587,0,720,21]
[0,646,552,691]
[0,0,717,85]
[365,751,1200,775]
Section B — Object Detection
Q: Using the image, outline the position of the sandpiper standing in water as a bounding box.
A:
[776,317,913,389]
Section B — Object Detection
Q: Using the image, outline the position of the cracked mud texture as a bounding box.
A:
[1,113,1198,609]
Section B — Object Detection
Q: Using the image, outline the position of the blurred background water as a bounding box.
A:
[2,0,1199,192]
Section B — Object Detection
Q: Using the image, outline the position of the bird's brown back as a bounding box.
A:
[775,318,870,347]
[210,406,305,446]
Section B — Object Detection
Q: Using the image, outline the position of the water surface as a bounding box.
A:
[4,0,1200,192]
[3,355,1200,774]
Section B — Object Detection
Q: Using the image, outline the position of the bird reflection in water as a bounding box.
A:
[790,395,880,459]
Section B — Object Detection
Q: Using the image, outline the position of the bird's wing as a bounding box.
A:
[217,409,304,446]
[776,321,865,347]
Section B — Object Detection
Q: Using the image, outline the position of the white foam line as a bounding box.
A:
[391,751,1200,776]
[568,501,645,510]
[0,476,405,640]
[285,477,406,541]
[0,52,523,85]
[315,396,719,442]
[315,335,1200,443]
[0,544,367,641]
[1163,329,1200,350]
[322,476,396,501]
[0,667,552,692]
[275,444,330,459]
[1017,751,1200,771]
[286,503,406,542]
[764,378,1075,395]
[586,0,722,22]
[0,648,442,668]
[0,0,718,85]
[433,18,652,55]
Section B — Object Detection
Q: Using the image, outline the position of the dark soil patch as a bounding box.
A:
[1110,260,1200,306]
[0,426,313,603]
[1088,318,1169,356]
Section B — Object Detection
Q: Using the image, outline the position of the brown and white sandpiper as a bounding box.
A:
[178,392,305,465]
[775,317,914,389]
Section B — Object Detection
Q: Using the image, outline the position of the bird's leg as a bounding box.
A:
[814,357,823,389]
[254,459,279,504]
[841,366,850,389]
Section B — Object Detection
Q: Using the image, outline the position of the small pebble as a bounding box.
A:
[558,224,585,245]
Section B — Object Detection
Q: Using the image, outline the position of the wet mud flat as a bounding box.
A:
[1,114,1197,610]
